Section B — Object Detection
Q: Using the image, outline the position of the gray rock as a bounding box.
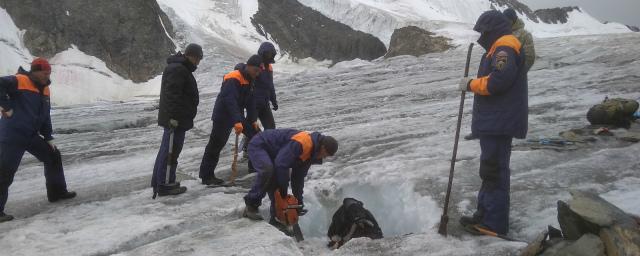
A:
[544,234,605,256]
[557,200,600,240]
[567,190,637,228]
[384,26,451,59]
[251,0,386,63]
[0,0,176,82]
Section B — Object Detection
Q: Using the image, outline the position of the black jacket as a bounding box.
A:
[158,53,199,130]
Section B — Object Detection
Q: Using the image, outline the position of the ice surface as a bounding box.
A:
[1,32,638,255]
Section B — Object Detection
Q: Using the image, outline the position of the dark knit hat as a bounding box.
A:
[321,135,338,156]
[31,58,51,72]
[503,8,518,23]
[246,55,263,67]
[184,43,203,59]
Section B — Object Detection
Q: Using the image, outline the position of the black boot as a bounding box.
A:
[0,212,14,223]
[47,184,77,203]
[201,176,224,186]
[157,183,187,197]
[464,133,478,140]
[243,202,263,220]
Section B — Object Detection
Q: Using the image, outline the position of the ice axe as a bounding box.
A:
[228,134,240,185]
[438,43,474,236]
[153,128,178,199]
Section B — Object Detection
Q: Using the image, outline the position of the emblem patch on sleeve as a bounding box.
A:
[495,51,508,71]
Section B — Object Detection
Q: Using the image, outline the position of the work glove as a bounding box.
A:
[169,119,179,129]
[252,122,261,132]
[272,102,279,111]
[0,106,13,118]
[297,205,308,216]
[47,139,57,151]
[458,77,473,92]
[234,122,243,135]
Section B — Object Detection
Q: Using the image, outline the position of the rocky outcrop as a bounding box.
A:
[251,0,386,63]
[0,0,175,82]
[534,7,580,24]
[520,191,640,256]
[490,0,590,26]
[384,26,451,58]
[627,25,640,32]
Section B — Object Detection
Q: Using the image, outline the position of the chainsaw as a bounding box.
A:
[274,189,305,242]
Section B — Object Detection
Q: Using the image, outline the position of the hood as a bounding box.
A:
[258,42,277,64]
[167,52,197,72]
[473,10,512,50]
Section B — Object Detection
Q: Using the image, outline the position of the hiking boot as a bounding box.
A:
[0,212,14,223]
[464,133,478,140]
[459,215,480,226]
[157,184,187,197]
[243,203,263,220]
[47,184,77,203]
[201,176,224,186]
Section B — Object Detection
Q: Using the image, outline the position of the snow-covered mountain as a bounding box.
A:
[296,0,633,46]
[0,0,634,106]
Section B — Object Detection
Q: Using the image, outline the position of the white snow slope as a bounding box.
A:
[297,0,633,46]
[0,29,639,255]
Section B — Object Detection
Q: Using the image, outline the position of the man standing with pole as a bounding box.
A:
[152,44,203,198]
[457,10,528,237]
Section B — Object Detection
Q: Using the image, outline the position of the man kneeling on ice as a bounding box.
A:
[327,198,383,249]
[242,129,338,226]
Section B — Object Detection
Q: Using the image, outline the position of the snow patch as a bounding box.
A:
[49,46,161,106]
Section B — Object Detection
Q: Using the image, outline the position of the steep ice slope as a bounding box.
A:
[297,0,632,46]
[0,33,638,255]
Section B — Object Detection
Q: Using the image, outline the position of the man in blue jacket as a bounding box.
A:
[242,42,279,172]
[199,55,262,185]
[0,58,76,223]
[242,128,338,223]
[458,10,528,236]
[254,42,279,129]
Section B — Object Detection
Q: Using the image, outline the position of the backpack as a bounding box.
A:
[587,97,639,128]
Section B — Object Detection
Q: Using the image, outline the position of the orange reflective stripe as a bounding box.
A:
[291,132,313,161]
[470,76,491,96]
[488,35,521,57]
[15,74,50,96]
[223,70,250,86]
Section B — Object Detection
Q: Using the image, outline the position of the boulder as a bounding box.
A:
[384,26,451,58]
[541,234,605,256]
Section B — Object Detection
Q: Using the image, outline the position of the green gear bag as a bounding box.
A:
[587,98,638,128]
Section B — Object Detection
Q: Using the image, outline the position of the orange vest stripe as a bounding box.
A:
[470,75,491,96]
[16,74,50,96]
[487,35,522,57]
[223,70,250,86]
[291,132,313,162]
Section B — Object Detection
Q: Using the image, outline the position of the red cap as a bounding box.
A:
[31,58,51,72]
